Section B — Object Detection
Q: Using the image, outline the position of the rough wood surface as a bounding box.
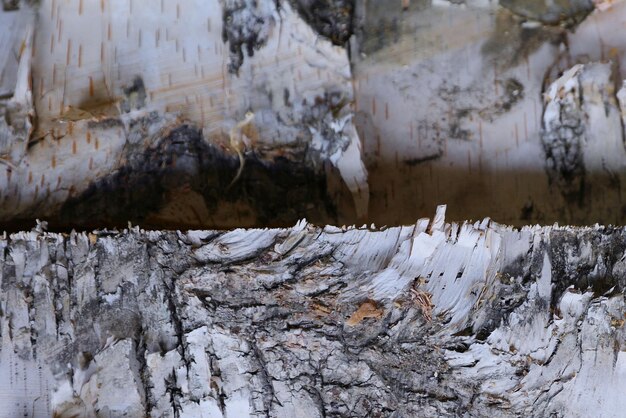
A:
[1,207,626,417]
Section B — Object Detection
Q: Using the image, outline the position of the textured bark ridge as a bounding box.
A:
[2,207,626,417]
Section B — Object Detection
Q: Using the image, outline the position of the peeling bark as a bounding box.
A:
[0,208,626,417]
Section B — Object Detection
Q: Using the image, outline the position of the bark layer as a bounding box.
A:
[1,208,625,417]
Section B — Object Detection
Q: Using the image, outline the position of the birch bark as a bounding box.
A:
[2,1,626,228]
[2,207,626,417]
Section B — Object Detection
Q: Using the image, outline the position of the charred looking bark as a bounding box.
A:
[0,0,363,232]
[48,119,336,231]
[221,0,272,74]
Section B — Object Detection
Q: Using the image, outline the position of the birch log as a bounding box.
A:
[352,0,626,226]
[0,207,625,417]
[0,0,368,230]
[3,1,626,229]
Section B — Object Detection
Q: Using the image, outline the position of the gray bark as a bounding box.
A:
[1,207,626,417]
[352,0,626,227]
[2,1,626,229]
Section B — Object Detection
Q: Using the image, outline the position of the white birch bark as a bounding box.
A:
[1,207,625,417]
[0,0,367,230]
[353,0,626,226]
[2,1,626,228]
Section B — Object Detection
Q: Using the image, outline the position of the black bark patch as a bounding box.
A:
[540,83,587,206]
[500,78,524,112]
[2,0,19,11]
[221,0,271,74]
[481,11,566,71]
[470,240,544,339]
[57,119,336,230]
[434,78,526,142]
[404,154,441,166]
[288,0,354,45]
[549,228,626,310]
